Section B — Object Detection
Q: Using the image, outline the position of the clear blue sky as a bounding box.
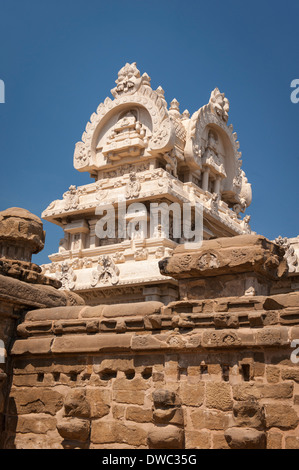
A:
[0,0,298,265]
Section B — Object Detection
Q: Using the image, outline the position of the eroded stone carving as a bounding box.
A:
[275,235,299,273]
[209,87,230,122]
[125,172,141,199]
[56,262,77,290]
[63,186,79,211]
[91,255,119,286]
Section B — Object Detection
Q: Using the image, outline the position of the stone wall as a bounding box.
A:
[4,291,299,449]
[1,227,299,449]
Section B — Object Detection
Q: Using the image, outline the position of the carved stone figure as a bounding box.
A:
[125,172,141,199]
[56,261,77,290]
[275,236,299,273]
[103,111,148,161]
[209,87,230,122]
[63,186,79,211]
[91,255,119,286]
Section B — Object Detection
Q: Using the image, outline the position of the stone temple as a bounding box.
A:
[41,62,252,305]
[0,63,299,449]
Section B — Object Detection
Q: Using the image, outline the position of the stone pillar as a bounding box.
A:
[214,177,221,195]
[202,168,210,192]
[88,220,98,249]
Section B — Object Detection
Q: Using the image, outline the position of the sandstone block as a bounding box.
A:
[232,401,264,428]
[64,390,91,418]
[225,427,266,449]
[191,408,228,430]
[57,417,90,441]
[11,338,53,356]
[180,382,205,407]
[152,389,177,407]
[102,301,163,318]
[206,382,233,411]
[281,367,299,383]
[266,365,280,383]
[52,334,131,354]
[16,414,56,434]
[9,388,63,415]
[25,306,83,321]
[113,376,147,391]
[153,407,183,426]
[147,425,184,449]
[260,382,293,399]
[233,383,261,401]
[267,432,283,449]
[256,327,288,346]
[91,421,147,446]
[114,390,144,405]
[126,406,152,423]
[212,433,230,449]
[85,389,110,419]
[264,404,299,429]
[285,436,299,449]
[185,430,211,449]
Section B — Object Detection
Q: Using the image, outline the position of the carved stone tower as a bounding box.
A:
[41,63,252,305]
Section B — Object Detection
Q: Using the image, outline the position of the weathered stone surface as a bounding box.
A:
[114,390,145,405]
[57,417,90,441]
[0,207,45,260]
[126,406,152,423]
[113,376,147,391]
[180,382,205,407]
[11,338,53,356]
[25,306,84,322]
[159,235,287,281]
[232,401,264,428]
[281,367,299,382]
[233,382,293,400]
[153,407,183,426]
[256,327,289,346]
[233,383,261,401]
[15,414,56,434]
[85,389,110,419]
[147,425,184,449]
[212,433,230,449]
[0,275,68,309]
[52,334,131,354]
[191,409,228,430]
[185,430,211,449]
[285,436,299,449]
[152,389,177,407]
[266,365,280,383]
[206,382,233,411]
[64,390,91,418]
[9,389,63,415]
[225,427,266,449]
[91,421,147,446]
[264,404,299,429]
[102,302,163,318]
[267,432,283,449]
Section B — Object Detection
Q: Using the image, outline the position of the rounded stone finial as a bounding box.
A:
[0,207,45,262]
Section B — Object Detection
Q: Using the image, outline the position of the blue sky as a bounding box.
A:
[0,0,298,265]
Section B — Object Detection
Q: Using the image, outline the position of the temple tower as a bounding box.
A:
[41,63,252,305]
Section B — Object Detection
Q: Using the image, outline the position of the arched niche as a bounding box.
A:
[94,105,153,166]
[74,88,175,173]
[202,123,237,193]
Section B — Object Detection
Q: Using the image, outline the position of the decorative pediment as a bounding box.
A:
[184,89,251,209]
[74,63,176,173]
